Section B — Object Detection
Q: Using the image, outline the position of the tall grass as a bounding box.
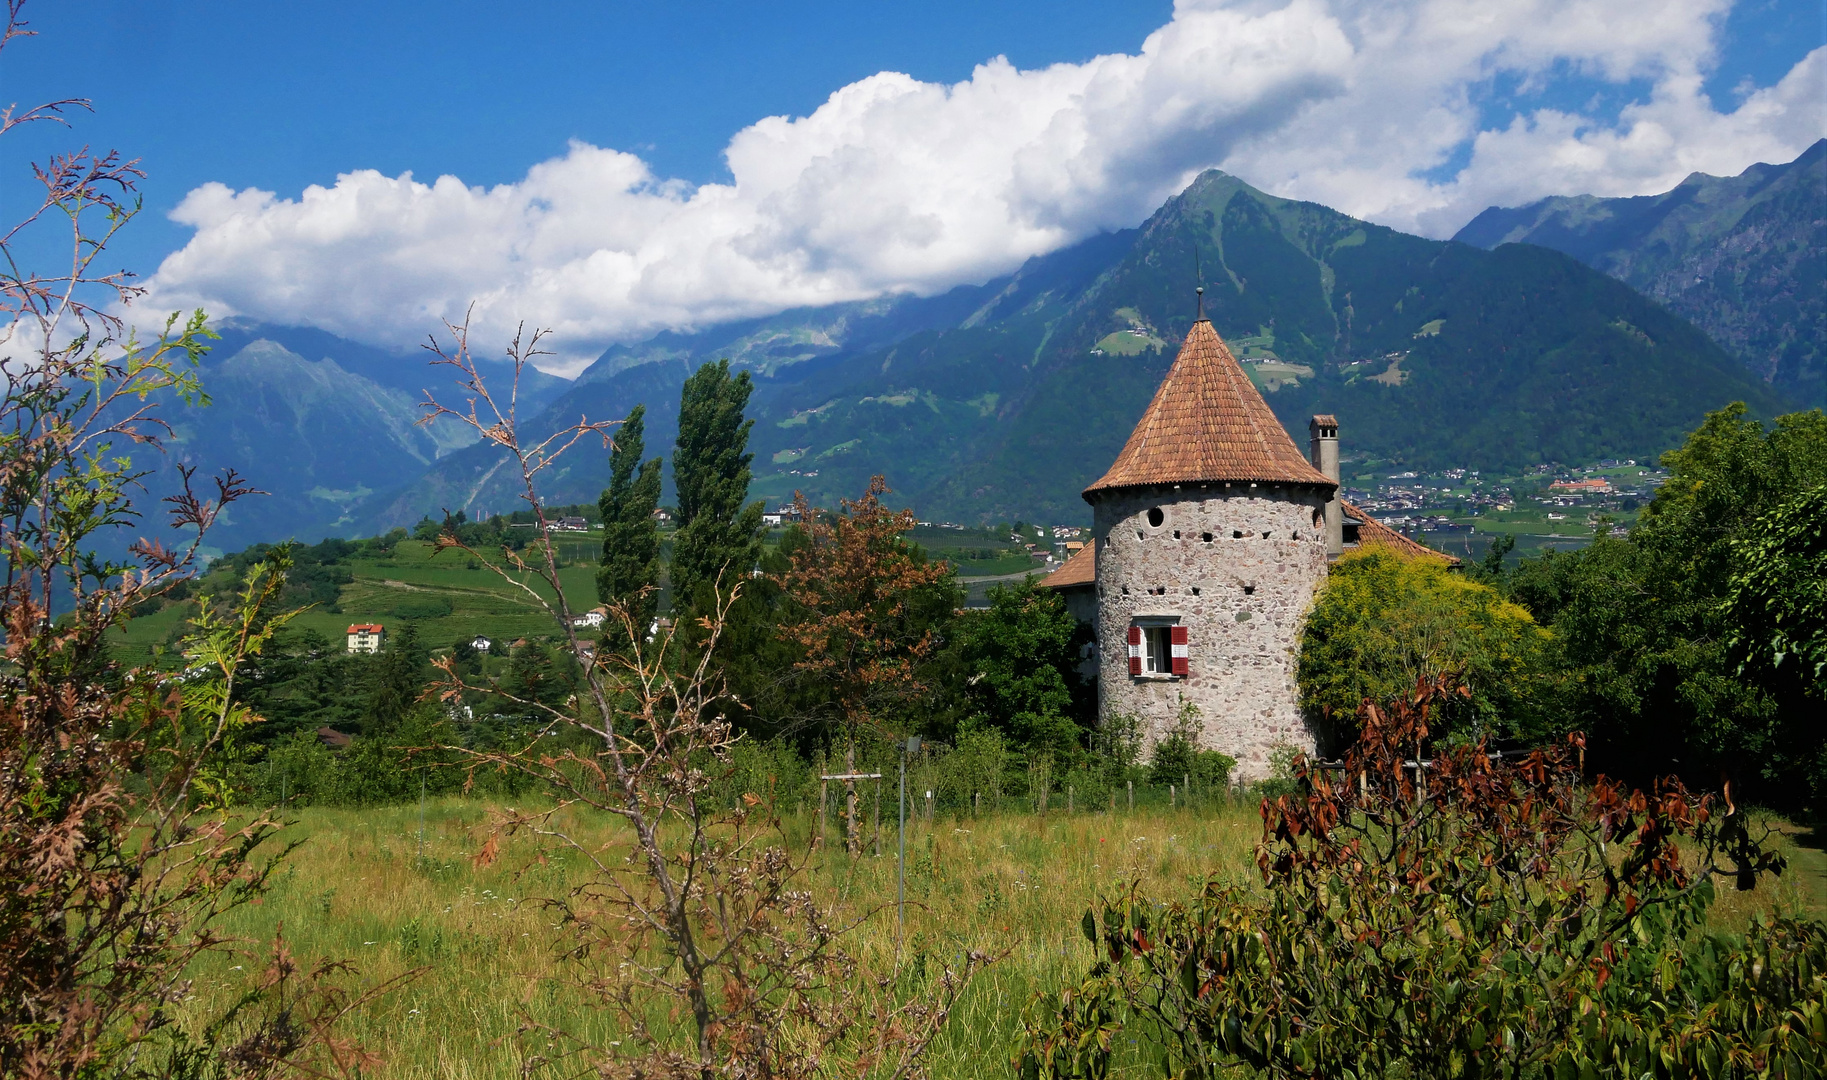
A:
[186,797,1817,1079]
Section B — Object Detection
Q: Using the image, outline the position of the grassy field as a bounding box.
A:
[108,540,607,665]
[182,798,1820,1079]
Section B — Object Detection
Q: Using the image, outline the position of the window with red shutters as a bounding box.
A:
[1129,620,1186,678]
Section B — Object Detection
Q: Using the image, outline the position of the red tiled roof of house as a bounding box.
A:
[346,623,384,634]
[1039,540,1096,589]
[1085,319,1335,497]
[1341,501,1460,566]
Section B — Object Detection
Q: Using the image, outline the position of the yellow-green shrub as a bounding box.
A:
[1297,550,1553,744]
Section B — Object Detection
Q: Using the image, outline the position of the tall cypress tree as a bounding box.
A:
[597,403,663,645]
[365,622,427,735]
[671,359,764,615]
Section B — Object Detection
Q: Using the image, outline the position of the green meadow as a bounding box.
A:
[108,539,606,667]
[183,798,1821,1080]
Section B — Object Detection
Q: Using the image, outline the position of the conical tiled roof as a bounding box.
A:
[1085,319,1335,497]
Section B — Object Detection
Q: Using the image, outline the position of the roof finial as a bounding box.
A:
[1194,248,1207,321]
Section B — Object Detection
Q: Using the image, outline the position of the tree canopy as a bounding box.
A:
[671,359,764,614]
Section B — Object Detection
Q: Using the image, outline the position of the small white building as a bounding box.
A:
[571,606,608,629]
[346,623,385,654]
[470,635,493,653]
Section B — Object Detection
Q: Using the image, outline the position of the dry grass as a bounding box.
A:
[185,797,1818,1079]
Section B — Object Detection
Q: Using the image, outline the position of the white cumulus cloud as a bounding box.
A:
[140,0,1826,373]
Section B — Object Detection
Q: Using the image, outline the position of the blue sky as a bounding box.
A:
[3,1,1171,274]
[4,0,1821,368]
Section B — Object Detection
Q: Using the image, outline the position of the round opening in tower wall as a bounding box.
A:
[1146,507,1164,527]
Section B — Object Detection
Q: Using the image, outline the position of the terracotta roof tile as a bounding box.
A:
[1086,320,1335,497]
[1341,501,1461,565]
[1039,540,1096,588]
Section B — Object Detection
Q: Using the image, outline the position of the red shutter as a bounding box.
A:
[1127,624,1143,675]
[1170,625,1189,676]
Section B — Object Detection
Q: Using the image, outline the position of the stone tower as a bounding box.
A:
[1083,313,1337,780]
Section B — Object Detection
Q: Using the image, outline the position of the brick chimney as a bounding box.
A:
[1308,415,1342,557]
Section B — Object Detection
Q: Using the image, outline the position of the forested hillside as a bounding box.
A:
[1456,140,1825,408]
[358,169,1783,529]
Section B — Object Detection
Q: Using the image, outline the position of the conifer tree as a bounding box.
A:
[598,403,663,645]
[671,360,763,613]
[365,622,428,733]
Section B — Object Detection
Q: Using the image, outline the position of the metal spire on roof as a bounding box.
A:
[1194,248,1207,321]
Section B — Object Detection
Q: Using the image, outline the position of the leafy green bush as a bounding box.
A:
[1023,679,1822,1080]
[1298,549,1554,746]
[940,726,1017,812]
[945,577,1084,756]
[1147,703,1234,792]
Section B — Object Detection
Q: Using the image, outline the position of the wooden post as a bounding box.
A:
[818,779,828,852]
[843,744,868,857]
[1068,786,1074,814]
[1170,783,1176,809]
[873,777,882,857]
[1127,780,1134,812]
[925,789,933,824]
[1184,772,1191,808]
[972,791,979,819]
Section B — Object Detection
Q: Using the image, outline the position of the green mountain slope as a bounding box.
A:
[360,170,1784,530]
[133,339,490,548]
[1455,140,1825,407]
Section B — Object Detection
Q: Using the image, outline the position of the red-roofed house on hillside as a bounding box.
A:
[1040,297,1456,780]
[346,623,385,654]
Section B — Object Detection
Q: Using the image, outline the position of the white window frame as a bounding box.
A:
[1130,615,1182,679]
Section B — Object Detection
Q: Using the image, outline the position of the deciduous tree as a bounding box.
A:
[1298,549,1554,747]
[772,476,957,852]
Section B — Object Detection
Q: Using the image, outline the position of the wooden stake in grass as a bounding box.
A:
[1128,780,1134,812]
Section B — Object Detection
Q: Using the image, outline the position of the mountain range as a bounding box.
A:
[1456,139,1824,408]
[140,157,1808,549]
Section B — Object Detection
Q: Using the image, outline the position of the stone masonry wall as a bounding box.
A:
[1091,483,1331,781]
